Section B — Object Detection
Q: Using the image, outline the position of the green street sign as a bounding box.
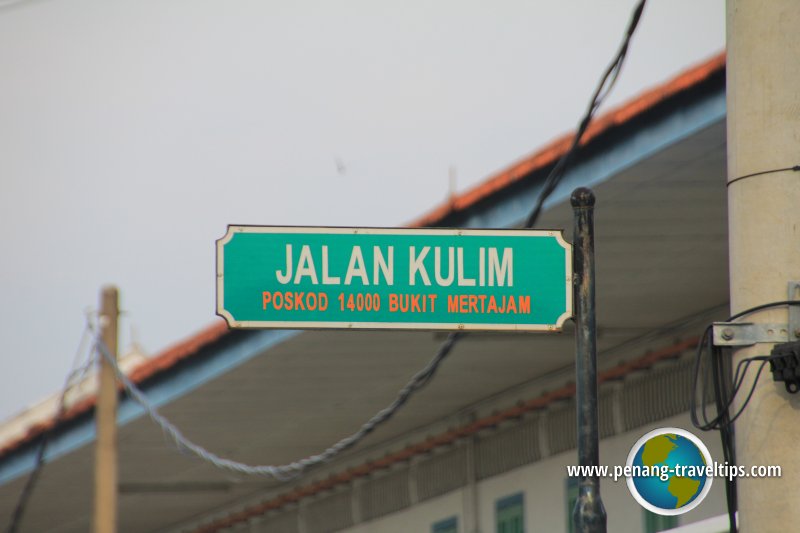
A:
[216,226,573,332]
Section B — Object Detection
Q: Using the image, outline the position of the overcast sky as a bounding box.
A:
[0,0,724,421]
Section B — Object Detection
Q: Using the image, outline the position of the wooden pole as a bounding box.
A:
[93,286,118,533]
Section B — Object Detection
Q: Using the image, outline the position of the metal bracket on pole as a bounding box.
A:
[712,281,800,347]
[712,322,794,347]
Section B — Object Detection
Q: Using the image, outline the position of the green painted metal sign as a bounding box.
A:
[216,226,572,332]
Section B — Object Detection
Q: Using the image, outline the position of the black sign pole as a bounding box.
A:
[571,187,606,533]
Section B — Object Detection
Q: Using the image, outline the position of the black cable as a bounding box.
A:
[711,344,737,533]
[726,165,800,188]
[411,0,650,462]
[690,300,800,533]
[6,432,53,533]
[6,326,92,533]
[728,300,800,321]
[690,325,713,429]
[524,0,647,228]
[693,348,782,431]
[6,399,70,533]
[691,336,769,432]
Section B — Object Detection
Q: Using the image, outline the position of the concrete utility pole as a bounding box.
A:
[727,0,800,530]
[93,286,119,533]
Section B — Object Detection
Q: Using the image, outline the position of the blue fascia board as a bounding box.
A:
[0,86,725,487]
[456,89,726,229]
[0,329,297,485]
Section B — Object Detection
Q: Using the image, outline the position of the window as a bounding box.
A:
[432,516,458,533]
[644,510,678,532]
[496,493,524,533]
[565,477,579,532]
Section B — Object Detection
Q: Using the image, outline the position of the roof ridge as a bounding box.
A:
[409,51,726,228]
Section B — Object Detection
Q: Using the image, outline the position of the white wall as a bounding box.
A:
[348,489,465,533]
[344,412,726,533]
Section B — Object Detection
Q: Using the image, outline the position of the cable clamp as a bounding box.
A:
[769,341,800,393]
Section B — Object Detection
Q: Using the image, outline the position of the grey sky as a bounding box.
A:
[0,0,724,421]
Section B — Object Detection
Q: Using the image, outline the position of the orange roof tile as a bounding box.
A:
[410,52,726,227]
[0,320,230,460]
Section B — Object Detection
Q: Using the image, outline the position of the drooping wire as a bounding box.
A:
[81,0,649,480]
[4,0,653,502]
[690,300,800,533]
[90,319,462,480]
[5,321,95,533]
[691,300,800,430]
[67,0,651,483]
[524,0,647,228]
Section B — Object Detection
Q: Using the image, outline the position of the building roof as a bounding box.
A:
[0,320,231,460]
[189,336,699,533]
[0,52,725,464]
[411,51,726,227]
[0,54,728,531]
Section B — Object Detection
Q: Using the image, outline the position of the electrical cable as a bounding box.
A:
[524,0,646,228]
[5,323,94,533]
[711,343,736,533]
[90,319,462,481]
[84,0,648,482]
[726,165,800,188]
[139,0,646,481]
[690,300,800,533]
[4,0,653,507]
